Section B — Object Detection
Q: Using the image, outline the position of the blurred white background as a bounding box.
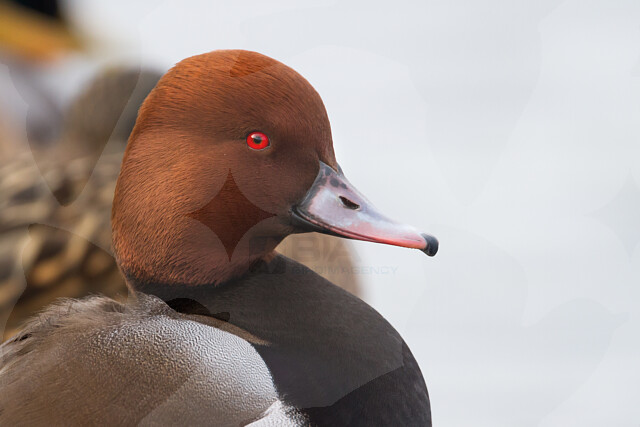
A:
[10,0,640,425]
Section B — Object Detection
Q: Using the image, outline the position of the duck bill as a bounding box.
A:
[291,162,438,256]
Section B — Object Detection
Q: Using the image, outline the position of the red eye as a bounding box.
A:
[246,131,270,150]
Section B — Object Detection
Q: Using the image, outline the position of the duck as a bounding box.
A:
[0,66,361,341]
[0,49,438,426]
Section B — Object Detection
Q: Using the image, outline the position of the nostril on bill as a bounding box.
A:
[339,196,360,210]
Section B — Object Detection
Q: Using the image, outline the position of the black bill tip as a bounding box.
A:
[421,234,439,257]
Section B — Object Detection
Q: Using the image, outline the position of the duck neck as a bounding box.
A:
[114,227,284,289]
[121,249,281,299]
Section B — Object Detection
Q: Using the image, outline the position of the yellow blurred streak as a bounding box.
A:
[0,1,80,62]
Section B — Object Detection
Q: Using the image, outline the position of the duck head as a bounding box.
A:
[112,50,437,287]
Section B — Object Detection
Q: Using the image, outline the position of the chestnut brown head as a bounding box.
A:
[112,50,436,287]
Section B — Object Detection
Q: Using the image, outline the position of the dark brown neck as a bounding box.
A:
[121,250,281,297]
